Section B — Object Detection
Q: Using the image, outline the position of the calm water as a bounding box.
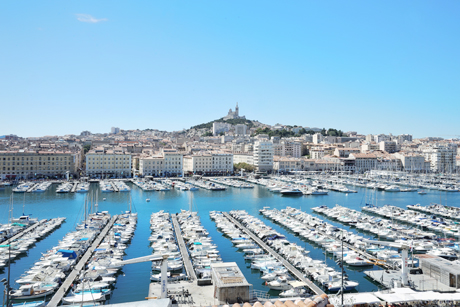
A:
[1,182,460,303]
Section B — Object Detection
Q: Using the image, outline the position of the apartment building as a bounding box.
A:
[349,153,378,173]
[0,149,82,180]
[253,140,274,172]
[282,141,301,158]
[235,124,248,136]
[212,122,231,136]
[86,147,131,178]
[334,148,361,158]
[183,152,233,175]
[394,152,428,172]
[139,149,183,176]
[422,143,458,173]
[379,141,398,153]
[361,142,380,153]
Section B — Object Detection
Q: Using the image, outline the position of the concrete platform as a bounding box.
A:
[364,269,457,292]
[148,281,216,306]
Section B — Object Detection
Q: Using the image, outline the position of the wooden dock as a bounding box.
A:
[1,219,48,245]
[223,212,325,296]
[47,215,118,307]
[171,214,196,281]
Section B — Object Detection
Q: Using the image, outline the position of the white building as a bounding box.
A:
[422,143,458,173]
[282,141,301,158]
[212,122,231,136]
[233,154,254,165]
[235,124,248,136]
[334,148,361,158]
[111,127,120,134]
[183,152,233,175]
[394,152,427,172]
[313,133,323,144]
[349,153,378,173]
[374,134,391,143]
[379,141,398,153]
[253,140,273,172]
[139,149,183,177]
[397,134,413,144]
[361,142,380,153]
[86,148,131,177]
[310,147,325,159]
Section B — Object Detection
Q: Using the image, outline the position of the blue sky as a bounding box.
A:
[1,1,459,138]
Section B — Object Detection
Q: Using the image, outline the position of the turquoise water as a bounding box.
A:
[1,182,460,303]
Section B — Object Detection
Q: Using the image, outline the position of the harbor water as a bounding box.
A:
[1,182,460,303]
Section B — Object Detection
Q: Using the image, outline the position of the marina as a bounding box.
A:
[223,211,325,296]
[2,176,460,305]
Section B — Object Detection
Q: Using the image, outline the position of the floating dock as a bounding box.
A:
[223,212,325,296]
[47,215,118,307]
[171,214,196,281]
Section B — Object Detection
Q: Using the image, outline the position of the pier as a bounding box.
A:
[47,215,118,307]
[265,209,392,269]
[25,183,39,193]
[70,182,78,193]
[171,214,196,281]
[223,212,325,296]
[2,219,48,245]
[111,181,119,192]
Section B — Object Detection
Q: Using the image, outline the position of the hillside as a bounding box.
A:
[191,118,255,130]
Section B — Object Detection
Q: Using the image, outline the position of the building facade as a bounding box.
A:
[86,148,131,178]
[183,152,233,175]
[253,140,274,172]
[139,149,183,177]
[1,150,82,180]
[422,144,458,173]
[235,124,248,136]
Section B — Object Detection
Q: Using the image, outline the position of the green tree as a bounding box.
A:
[234,162,255,172]
[83,145,91,154]
[202,132,213,137]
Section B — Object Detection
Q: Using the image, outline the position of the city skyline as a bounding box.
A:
[1,1,459,138]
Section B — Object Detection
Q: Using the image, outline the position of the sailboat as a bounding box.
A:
[10,194,38,225]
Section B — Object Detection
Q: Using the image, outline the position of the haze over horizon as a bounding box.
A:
[1,1,459,139]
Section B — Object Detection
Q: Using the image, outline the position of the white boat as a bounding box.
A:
[62,291,106,304]
[9,282,58,300]
[266,276,291,290]
[385,185,400,192]
[327,279,359,292]
[345,256,373,267]
[279,286,307,297]
[280,189,303,196]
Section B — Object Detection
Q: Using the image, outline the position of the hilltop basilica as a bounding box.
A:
[223,103,246,120]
